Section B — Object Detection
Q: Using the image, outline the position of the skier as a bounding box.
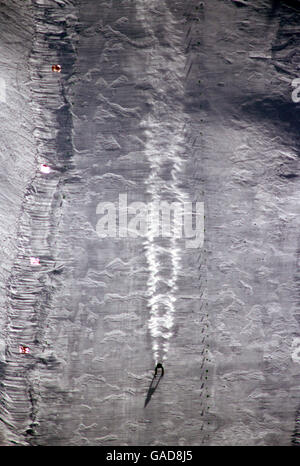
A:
[154,362,164,377]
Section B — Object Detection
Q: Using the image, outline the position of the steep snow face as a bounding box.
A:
[0,0,36,446]
[0,0,300,446]
[0,0,78,445]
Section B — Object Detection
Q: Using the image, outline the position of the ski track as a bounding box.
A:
[136,0,190,364]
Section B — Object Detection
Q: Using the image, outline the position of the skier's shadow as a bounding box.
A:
[144,374,163,408]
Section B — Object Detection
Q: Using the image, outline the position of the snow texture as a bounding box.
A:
[0,0,299,446]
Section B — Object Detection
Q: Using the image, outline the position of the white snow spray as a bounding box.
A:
[136,0,190,365]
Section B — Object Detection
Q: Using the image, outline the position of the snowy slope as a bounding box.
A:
[0,0,299,446]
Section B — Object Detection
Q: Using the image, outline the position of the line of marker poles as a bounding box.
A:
[19,64,61,356]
